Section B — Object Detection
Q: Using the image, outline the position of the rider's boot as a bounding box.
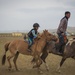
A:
[59,44,65,54]
[55,43,63,55]
[28,45,32,52]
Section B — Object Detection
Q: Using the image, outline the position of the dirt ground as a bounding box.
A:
[0,36,75,75]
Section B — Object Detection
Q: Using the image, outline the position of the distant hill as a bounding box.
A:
[48,26,75,33]
[48,29,57,33]
[67,26,75,33]
[0,30,29,33]
[0,26,75,33]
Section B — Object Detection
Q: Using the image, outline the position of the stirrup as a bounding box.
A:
[57,52,62,55]
[27,48,32,52]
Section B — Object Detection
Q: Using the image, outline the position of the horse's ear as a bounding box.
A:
[43,30,45,32]
[46,30,48,32]
[44,29,45,31]
[45,29,47,32]
[45,29,48,32]
[45,29,47,31]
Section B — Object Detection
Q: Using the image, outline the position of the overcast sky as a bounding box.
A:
[0,0,75,32]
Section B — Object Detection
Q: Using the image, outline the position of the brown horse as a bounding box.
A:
[57,38,75,72]
[2,30,57,72]
[38,38,75,72]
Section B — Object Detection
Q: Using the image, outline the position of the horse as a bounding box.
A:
[2,30,58,73]
[57,38,75,72]
[38,37,75,72]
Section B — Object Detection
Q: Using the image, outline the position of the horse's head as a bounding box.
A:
[42,30,53,41]
[42,30,59,43]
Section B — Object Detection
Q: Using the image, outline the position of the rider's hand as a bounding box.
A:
[61,33,65,36]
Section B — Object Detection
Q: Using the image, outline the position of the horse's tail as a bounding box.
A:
[2,42,10,65]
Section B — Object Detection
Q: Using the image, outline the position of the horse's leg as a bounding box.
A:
[7,54,14,70]
[32,53,44,73]
[31,58,35,65]
[71,56,75,60]
[33,56,42,68]
[36,57,43,74]
[37,67,43,74]
[57,57,66,72]
[13,51,19,71]
[32,54,43,73]
[31,58,42,68]
[33,50,49,71]
[41,51,49,71]
[44,62,49,71]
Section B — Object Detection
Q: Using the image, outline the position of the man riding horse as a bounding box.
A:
[57,11,71,54]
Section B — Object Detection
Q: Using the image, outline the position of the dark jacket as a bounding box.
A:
[28,29,38,39]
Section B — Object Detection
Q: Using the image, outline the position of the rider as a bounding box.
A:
[57,11,71,53]
[28,23,40,51]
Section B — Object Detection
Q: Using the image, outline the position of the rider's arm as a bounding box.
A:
[31,30,37,38]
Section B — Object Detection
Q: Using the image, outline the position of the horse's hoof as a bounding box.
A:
[8,68,11,71]
[56,69,61,73]
[39,70,43,74]
[33,66,37,68]
[33,65,38,68]
[16,69,19,71]
[31,62,35,65]
[46,68,49,71]
[38,69,43,74]
[56,66,61,73]
[58,70,61,73]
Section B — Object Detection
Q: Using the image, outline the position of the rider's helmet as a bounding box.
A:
[33,23,40,27]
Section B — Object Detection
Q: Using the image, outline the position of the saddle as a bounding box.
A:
[24,34,30,45]
[24,34,41,52]
[64,35,68,43]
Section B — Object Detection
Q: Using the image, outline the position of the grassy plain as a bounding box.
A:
[0,35,75,75]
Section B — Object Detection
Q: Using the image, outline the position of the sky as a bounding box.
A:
[0,0,75,32]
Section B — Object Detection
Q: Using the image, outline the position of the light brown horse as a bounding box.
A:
[2,30,57,72]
